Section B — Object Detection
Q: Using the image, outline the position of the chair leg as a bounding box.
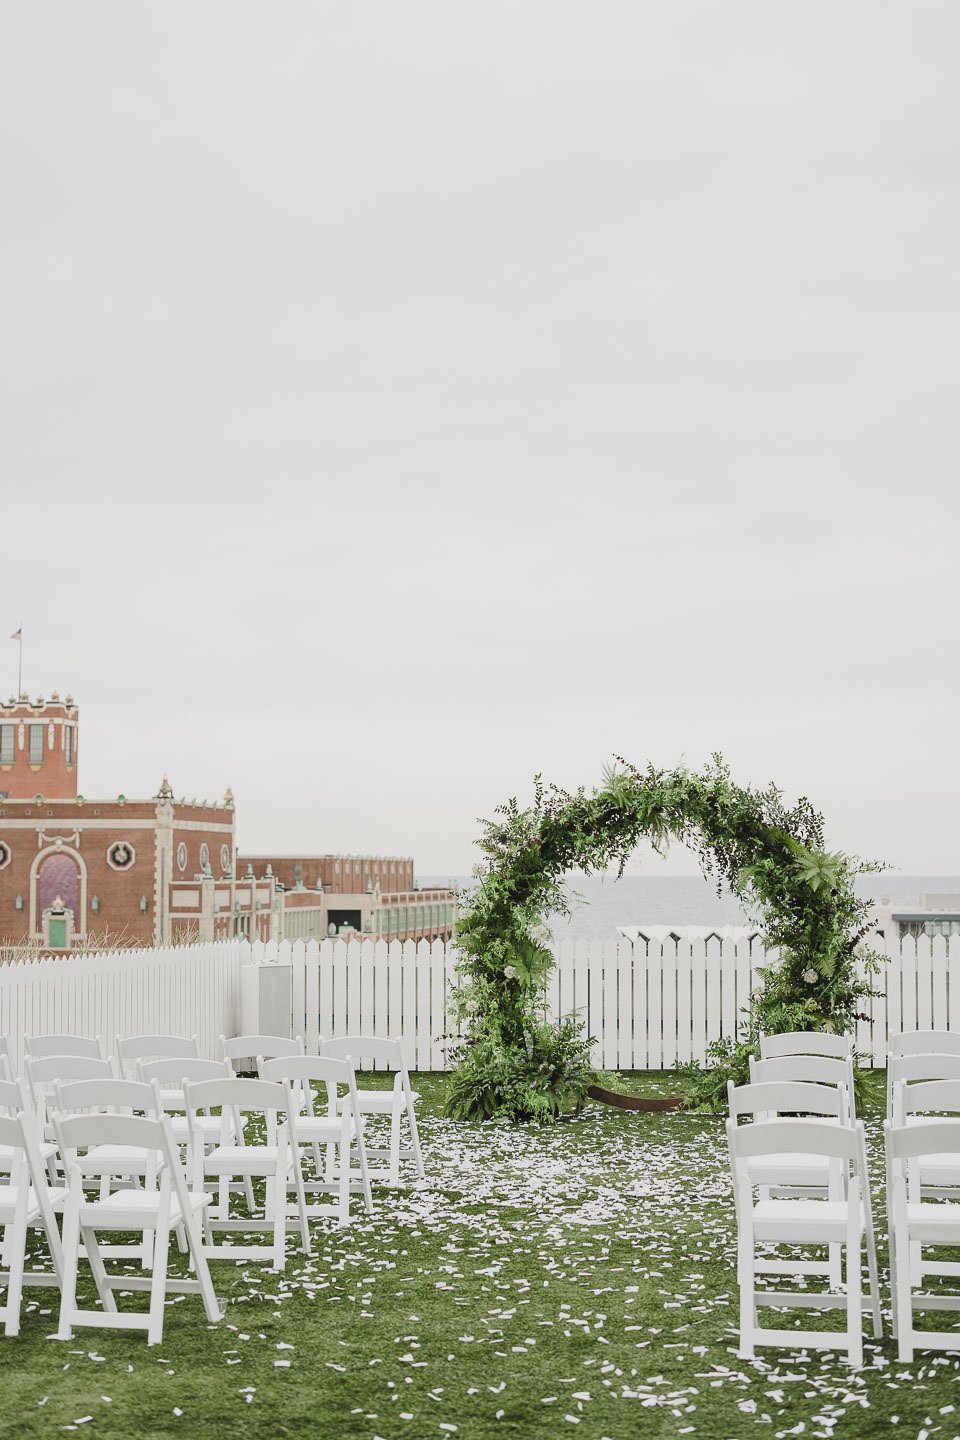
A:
[289,1142,311,1254]
[271,1167,286,1271]
[738,1225,756,1360]
[147,1219,172,1346]
[406,1098,425,1181]
[3,1205,28,1337]
[388,1106,402,1186]
[845,1206,863,1367]
[337,1133,351,1226]
[895,1219,914,1362]
[83,1228,118,1313]
[56,1201,81,1341]
[355,1119,373,1215]
[182,1207,223,1323]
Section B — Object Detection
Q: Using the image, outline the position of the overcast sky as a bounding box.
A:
[2,4,958,877]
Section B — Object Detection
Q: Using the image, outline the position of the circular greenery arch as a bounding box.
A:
[446,757,880,1122]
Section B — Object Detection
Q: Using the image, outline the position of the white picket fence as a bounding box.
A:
[0,941,243,1076]
[2,933,960,1074]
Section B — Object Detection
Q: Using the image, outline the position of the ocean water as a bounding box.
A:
[418,873,960,944]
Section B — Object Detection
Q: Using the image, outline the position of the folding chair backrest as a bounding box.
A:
[888,1053,960,1086]
[184,1076,285,1144]
[728,1079,845,1122]
[759,1031,852,1061]
[888,1031,960,1058]
[55,1077,159,1116]
[750,1054,853,1087]
[220,1035,303,1073]
[258,1055,352,1087]
[729,1116,862,1164]
[893,1077,960,1126]
[25,1033,104,1060]
[0,1034,12,1080]
[322,1035,406,1075]
[0,1076,29,1114]
[26,1053,115,1107]
[258,1054,354,1116]
[137,1057,229,1088]
[116,1034,199,1074]
[886,1118,960,1162]
[54,1110,175,1170]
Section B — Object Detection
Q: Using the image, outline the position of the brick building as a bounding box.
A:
[0,695,455,950]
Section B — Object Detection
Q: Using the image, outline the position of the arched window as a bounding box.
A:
[38,852,79,922]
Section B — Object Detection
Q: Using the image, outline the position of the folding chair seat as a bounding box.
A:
[260,1055,373,1228]
[0,1109,65,1335]
[53,1111,222,1346]
[886,1119,960,1360]
[184,1077,308,1270]
[728,1118,881,1365]
[25,1034,104,1061]
[321,1036,424,1186]
[759,1031,853,1061]
[220,1034,303,1077]
[749,1054,856,1122]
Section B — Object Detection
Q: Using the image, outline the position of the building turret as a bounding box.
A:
[0,694,79,801]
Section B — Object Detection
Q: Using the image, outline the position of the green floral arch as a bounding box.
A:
[446,757,880,1122]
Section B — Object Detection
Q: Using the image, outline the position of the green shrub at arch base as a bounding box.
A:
[445,757,883,1122]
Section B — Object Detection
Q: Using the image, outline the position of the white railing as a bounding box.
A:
[2,933,960,1073]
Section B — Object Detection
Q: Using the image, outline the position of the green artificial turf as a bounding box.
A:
[4,1071,960,1440]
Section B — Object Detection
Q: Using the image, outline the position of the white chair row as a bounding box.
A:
[0,1051,391,1344]
[2,1030,425,1189]
[731,1027,960,1364]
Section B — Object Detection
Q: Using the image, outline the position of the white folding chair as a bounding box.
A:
[184,1077,308,1270]
[25,1054,117,1149]
[749,1054,856,1122]
[0,1075,59,1183]
[886,1119,960,1360]
[54,1077,169,1263]
[0,1108,65,1335]
[116,1033,200,1080]
[728,1118,881,1365]
[321,1036,424,1186]
[729,1079,850,1286]
[0,1036,13,1081]
[759,1031,853,1061]
[889,1031,960,1058]
[260,1055,373,1228]
[220,1034,303,1077]
[25,1034,104,1061]
[886,1053,960,1121]
[53,1110,222,1345]
[136,1056,252,1207]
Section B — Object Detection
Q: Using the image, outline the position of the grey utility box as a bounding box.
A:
[239,959,293,1046]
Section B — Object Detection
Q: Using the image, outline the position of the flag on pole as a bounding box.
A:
[10,629,21,641]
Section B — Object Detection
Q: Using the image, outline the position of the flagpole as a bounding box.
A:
[17,626,22,697]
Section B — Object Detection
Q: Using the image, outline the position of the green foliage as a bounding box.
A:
[448,755,884,1119]
[445,1017,595,1124]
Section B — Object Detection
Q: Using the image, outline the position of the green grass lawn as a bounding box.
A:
[4,1072,960,1440]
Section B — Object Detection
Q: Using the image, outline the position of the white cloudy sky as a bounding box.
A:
[2,4,958,876]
